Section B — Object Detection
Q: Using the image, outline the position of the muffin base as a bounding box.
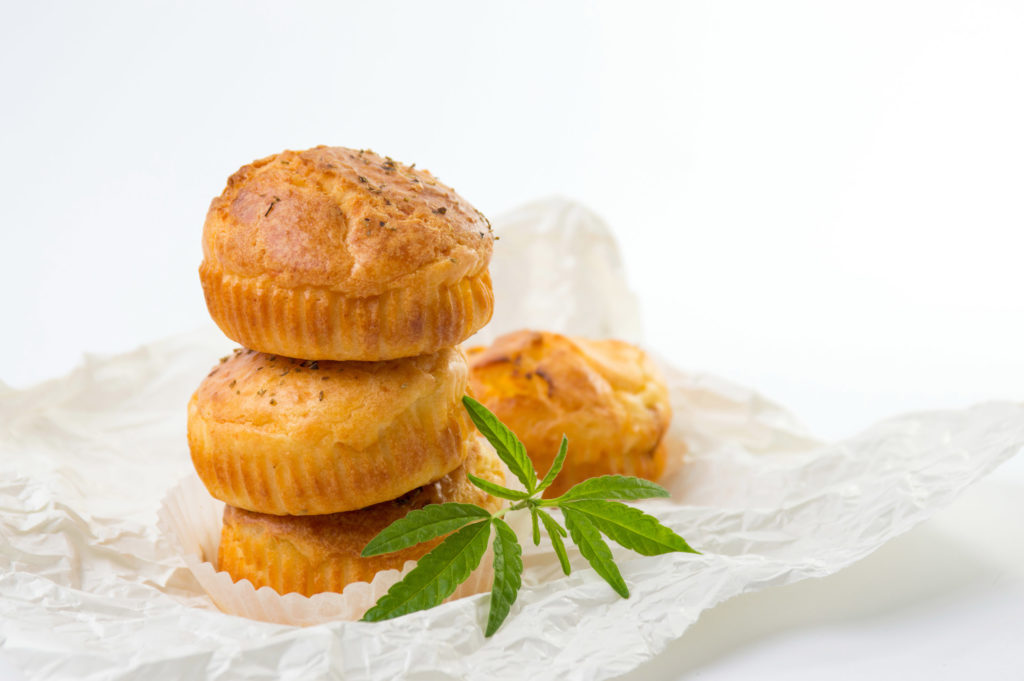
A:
[216,438,506,597]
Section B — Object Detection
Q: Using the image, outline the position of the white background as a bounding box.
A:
[1,2,1022,680]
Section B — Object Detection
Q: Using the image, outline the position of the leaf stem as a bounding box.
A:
[492,500,531,518]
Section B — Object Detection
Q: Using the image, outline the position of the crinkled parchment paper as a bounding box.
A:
[2,197,1023,681]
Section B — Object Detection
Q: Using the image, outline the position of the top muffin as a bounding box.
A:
[200,146,495,361]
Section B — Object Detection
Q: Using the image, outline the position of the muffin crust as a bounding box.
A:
[467,330,672,497]
[188,346,473,515]
[200,146,495,360]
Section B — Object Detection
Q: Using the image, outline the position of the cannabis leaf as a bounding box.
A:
[535,508,571,575]
[555,475,671,502]
[361,503,492,556]
[559,499,696,556]
[487,517,523,636]
[362,520,491,622]
[536,435,568,494]
[462,395,537,492]
[361,396,700,636]
[562,505,629,598]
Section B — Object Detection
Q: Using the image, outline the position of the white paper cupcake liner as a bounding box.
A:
[157,474,494,626]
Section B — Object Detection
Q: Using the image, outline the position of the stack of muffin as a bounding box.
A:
[186,146,503,597]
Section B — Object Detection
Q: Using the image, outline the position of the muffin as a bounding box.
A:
[466,330,672,497]
[188,346,473,515]
[200,146,495,361]
[217,437,505,596]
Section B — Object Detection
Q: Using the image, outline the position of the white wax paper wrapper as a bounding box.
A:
[2,197,1023,681]
[157,464,498,627]
[158,474,422,626]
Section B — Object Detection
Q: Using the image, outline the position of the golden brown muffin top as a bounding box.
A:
[222,438,505,558]
[196,346,466,450]
[202,146,494,297]
[465,330,671,495]
[467,330,669,416]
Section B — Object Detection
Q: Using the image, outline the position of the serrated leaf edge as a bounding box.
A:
[561,499,699,556]
[536,434,569,493]
[555,475,671,502]
[536,508,571,576]
[466,473,530,501]
[485,517,523,637]
[462,396,537,492]
[361,503,491,557]
[562,506,629,598]
[361,520,491,621]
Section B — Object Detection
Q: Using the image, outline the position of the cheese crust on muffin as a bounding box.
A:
[466,330,672,497]
[188,346,473,515]
[199,146,494,361]
[217,437,505,597]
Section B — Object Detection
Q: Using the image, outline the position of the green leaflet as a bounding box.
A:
[560,499,699,556]
[555,475,670,502]
[361,503,491,557]
[562,506,629,598]
[462,396,537,492]
[466,473,530,501]
[361,520,491,622]
[486,517,523,637]
[536,508,571,576]
[360,395,702,636]
[536,435,569,494]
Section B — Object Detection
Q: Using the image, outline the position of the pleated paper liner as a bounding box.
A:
[200,264,495,361]
[157,474,495,626]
